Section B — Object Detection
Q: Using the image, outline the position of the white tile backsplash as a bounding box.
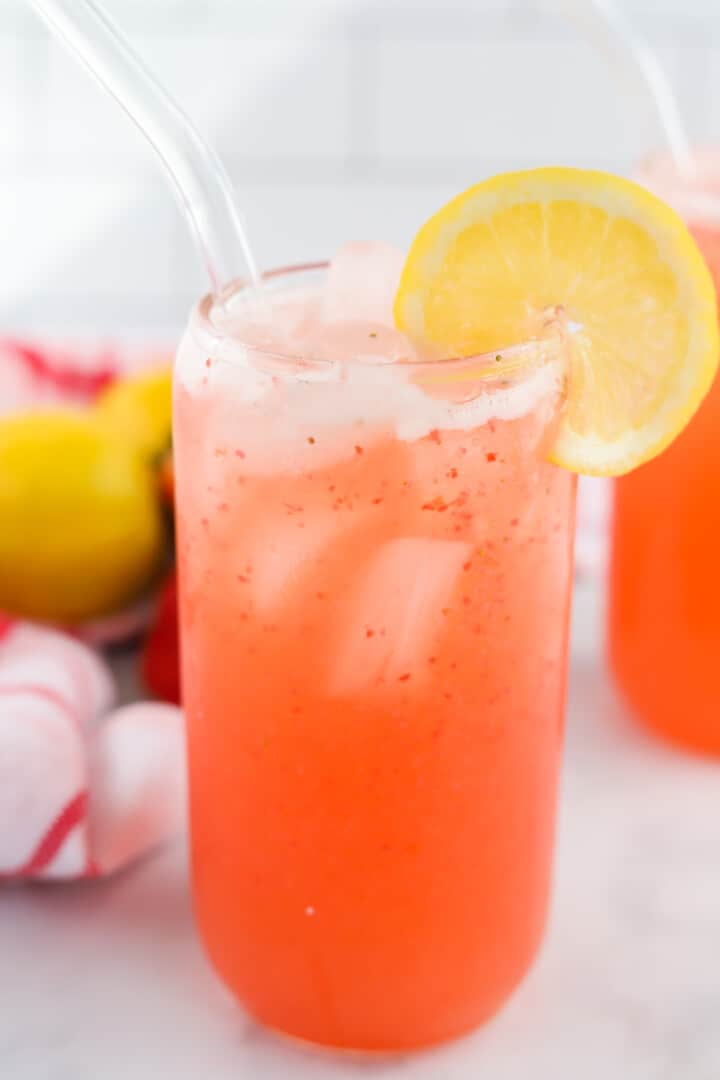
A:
[0,30,51,160]
[373,36,710,170]
[141,35,352,160]
[1,175,177,328]
[374,39,616,164]
[0,37,26,158]
[700,45,720,137]
[45,42,150,160]
[1,0,719,332]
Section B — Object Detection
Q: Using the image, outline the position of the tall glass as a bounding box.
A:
[174,265,577,1052]
[609,149,720,755]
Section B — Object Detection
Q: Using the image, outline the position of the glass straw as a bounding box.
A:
[557,0,695,177]
[28,0,260,294]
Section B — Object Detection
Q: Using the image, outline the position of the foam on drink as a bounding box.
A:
[176,244,564,476]
[174,246,577,1050]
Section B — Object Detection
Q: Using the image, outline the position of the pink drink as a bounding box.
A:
[175,251,577,1050]
[610,149,720,752]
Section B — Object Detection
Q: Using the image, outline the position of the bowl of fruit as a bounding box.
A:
[0,339,180,703]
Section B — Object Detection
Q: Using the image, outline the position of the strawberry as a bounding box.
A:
[159,449,174,507]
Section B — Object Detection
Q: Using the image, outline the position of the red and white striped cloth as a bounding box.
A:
[0,337,185,882]
[0,336,169,414]
[0,616,185,881]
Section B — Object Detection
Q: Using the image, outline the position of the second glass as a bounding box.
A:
[609,149,720,754]
[175,265,577,1052]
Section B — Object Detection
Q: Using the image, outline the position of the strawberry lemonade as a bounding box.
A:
[175,171,718,1051]
[610,150,720,753]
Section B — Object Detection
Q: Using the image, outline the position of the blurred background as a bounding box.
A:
[1,0,718,337]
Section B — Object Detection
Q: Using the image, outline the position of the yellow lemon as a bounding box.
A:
[394,168,719,475]
[0,411,165,621]
[95,366,173,461]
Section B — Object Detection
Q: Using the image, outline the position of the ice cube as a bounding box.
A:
[221,289,325,358]
[206,361,402,478]
[242,504,362,616]
[322,242,406,326]
[329,537,473,695]
[298,319,419,365]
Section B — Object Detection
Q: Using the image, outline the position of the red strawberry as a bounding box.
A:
[159,449,174,507]
[141,573,180,704]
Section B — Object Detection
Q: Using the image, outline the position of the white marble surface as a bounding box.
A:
[2,580,720,1079]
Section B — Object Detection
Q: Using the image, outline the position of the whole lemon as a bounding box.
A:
[95,366,173,461]
[0,411,165,622]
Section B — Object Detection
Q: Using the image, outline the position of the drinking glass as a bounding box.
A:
[175,264,577,1051]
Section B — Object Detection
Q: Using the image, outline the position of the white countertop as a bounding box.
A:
[2,579,720,1079]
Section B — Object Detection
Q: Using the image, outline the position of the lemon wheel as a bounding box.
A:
[394,168,719,475]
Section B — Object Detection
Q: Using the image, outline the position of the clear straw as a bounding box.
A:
[556,0,695,178]
[28,0,260,294]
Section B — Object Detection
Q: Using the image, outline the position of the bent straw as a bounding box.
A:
[29,0,260,293]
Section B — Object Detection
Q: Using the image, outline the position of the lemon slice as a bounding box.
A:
[95,366,173,461]
[394,167,719,475]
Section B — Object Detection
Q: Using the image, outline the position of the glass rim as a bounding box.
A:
[635,145,720,225]
[189,261,565,379]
